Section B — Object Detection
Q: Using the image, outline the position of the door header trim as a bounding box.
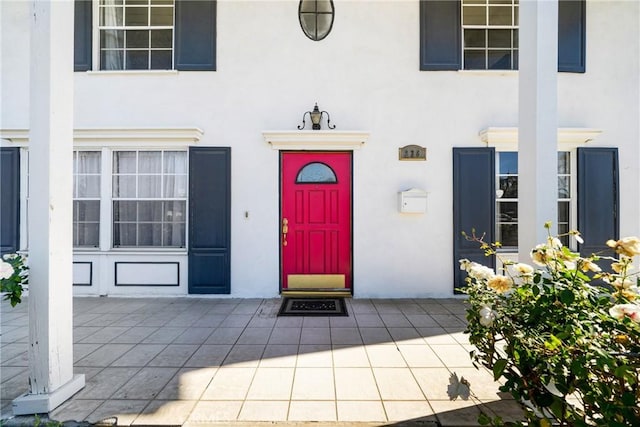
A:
[263,130,369,150]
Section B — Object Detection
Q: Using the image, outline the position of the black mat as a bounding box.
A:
[278,298,348,317]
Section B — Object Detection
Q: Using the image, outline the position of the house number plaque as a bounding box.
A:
[399,145,427,161]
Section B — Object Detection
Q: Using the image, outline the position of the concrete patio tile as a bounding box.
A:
[76,343,135,367]
[220,315,252,329]
[366,344,408,367]
[51,398,103,423]
[300,327,331,345]
[359,327,394,345]
[431,314,467,328]
[75,367,142,399]
[329,315,357,327]
[73,342,102,362]
[0,344,27,362]
[201,367,256,400]
[222,344,266,367]
[372,301,403,314]
[87,399,150,426]
[330,327,363,345]
[246,367,294,400]
[274,317,304,328]
[337,401,386,422]
[172,327,215,344]
[398,344,445,368]
[388,327,425,344]
[231,300,262,314]
[411,367,455,400]
[383,400,436,422]
[259,344,298,367]
[1,373,28,400]
[238,400,288,421]
[291,367,335,399]
[398,302,428,315]
[3,351,28,367]
[332,345,370,367]
[0,366,27,383]
[418,302,452,314]
[449,367,503,400]
[380,313,412,327]
[205,327,244,344]
[73,326,103,342]
[419,327,459,344]
[447,329,472,345]
[247,316,277,328]
[302,317,330,328]
[372,368,425,400]
[348,300,377,314]
[237,327,272,345]
[430,344,476,368]
[156,366,217,400]
[109,326,159,344]
[483,399,525,423]
[268,327,302,345]
[355,314,385,327]
[184,344,232,367]
[112,367,178,400]
[191,314,227,328]
[297,344,332,367]
[112,344,167,367]
[0,327,27,344]
[430,399,484,426]
[148,344,200,367]
[142,327,187,344]
[132,399,196,426]
[77,326,130,344]
[406,314,440,328]
[334,368,380,400]
[289,401,337,421]
[187,400,243,422]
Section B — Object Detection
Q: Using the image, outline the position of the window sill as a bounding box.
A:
[85,70,179,76]
[458,70,518,76]
[73,249,187,256]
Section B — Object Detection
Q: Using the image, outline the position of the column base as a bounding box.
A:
[12,374,85,416]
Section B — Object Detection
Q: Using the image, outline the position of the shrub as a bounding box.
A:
[461,224,640,426]
[0,253,28,307]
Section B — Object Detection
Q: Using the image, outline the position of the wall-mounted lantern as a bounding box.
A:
[299,0,335,41]
[298,103,336,130]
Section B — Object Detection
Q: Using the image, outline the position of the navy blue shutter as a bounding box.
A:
[419,0,461,71]
[577,147,619,256]
[175,0,217,71]
[558,0,586,73]
[453,148,495,292]
[74,0,92,71]
[188,147,230,294]
[0,148,20,255]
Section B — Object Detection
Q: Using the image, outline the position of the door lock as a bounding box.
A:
[282,218,288,246]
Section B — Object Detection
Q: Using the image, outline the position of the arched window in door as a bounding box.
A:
[296,162,337,183]
[298,0,335,41]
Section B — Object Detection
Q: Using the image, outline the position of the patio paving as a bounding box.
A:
[0,297,524,426]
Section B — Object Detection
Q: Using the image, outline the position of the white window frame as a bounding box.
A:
[461,0,519,71]
[479,127,603,252]
[73,150,102,249]
[93,0,176,71]
[111,148,188,249]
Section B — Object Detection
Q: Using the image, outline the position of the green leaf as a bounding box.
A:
[622,392,636,406]
[560,289,575,305]
[477,413,491,425]
[493,359,508,380]
[544,335,562,351]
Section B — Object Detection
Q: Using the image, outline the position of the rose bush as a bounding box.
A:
[0,253,28,307]
[460,224,639,426]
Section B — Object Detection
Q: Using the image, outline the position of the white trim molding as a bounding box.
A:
[263,130,370,150]
[0,128,204,148]
[479,127,603,150]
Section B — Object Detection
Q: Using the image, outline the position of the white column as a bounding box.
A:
[13,0,85,415]
[518,0,558,262]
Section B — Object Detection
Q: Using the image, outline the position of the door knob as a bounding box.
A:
[282,218,288,246]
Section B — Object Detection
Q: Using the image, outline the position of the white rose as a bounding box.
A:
[609,304,640,323]
[0,260,15,280]
[479,306,497,327]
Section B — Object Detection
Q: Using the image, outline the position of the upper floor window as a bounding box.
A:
[419,0,585,73]
[462,0,519,70]
[99,0,174,70]
[74,0,217,72]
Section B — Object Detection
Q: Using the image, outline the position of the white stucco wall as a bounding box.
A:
[1,0,638,298]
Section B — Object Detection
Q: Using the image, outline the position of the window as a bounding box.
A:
[112,150,187,247]
[73,151,101,248]
[495,151,572,248]
[74,0,217,71]
[462,0,518,70]
[419,0,585,72]
[296,162,337,183]
[298,0,335,41]
[99,0,174,70]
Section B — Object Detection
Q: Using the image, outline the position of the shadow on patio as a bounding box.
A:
[1,297,524,426]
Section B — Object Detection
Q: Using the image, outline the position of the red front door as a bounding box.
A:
[281,152,352,292]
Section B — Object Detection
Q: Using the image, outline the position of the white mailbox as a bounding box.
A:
[398,188,428,214]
